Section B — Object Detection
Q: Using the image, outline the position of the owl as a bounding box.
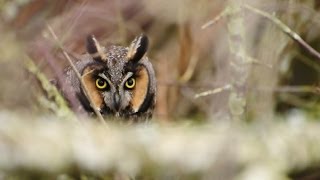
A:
[65,34,156,121]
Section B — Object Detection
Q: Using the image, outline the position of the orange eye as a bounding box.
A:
[125,78,135,89]
[96,78,107,89]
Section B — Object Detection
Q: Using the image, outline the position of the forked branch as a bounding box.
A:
[243,4,320,61]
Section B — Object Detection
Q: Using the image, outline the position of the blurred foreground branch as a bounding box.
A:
[0,113,319,179]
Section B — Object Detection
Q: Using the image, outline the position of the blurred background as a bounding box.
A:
[2,0,320,123]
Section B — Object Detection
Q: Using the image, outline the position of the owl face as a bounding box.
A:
[77,35,156,120]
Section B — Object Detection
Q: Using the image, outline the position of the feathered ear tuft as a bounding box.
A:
[127,34,149,62]
[86,35,107,62]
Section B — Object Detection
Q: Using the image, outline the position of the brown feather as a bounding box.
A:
[131,66,149,112]
[81,66,104,110]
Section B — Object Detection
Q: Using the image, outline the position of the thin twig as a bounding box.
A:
[194,84,232,99]
[61,0,88,43]
[46,23,107,125]
[277,86,317,93]
[201,8,229,29]
[33,42,84,114]
[158,80,320,95]
[243,4,320,62]
[179,51,199,83]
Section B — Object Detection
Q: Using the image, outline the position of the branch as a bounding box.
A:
[201,8,229,29]
[46,24,107,125]
[25,57,75,120]
[243,4,320,62]
[0,117,319,179]
[194,84,232,99]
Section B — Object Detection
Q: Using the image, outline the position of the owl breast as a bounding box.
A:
[66,34,156,121]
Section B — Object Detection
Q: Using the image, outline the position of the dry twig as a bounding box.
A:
[194,84,232,99]
[244,4,320,62]
[201,8,229,29]
[46,24,107,125]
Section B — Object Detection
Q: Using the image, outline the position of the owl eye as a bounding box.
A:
[125,77,136,89]
[95,78,108,89]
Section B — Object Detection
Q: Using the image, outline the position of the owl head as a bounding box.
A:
[68,34,156,121]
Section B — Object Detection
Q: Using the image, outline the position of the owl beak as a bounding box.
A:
[113,93,121,111]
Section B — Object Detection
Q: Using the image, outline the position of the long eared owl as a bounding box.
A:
[65,34,156,121]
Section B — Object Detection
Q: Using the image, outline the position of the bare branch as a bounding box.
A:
[194,84,232,99]
[46,24,107,126]
[201,8,229,29]
[179,52,199,83]
[244,4,320,62]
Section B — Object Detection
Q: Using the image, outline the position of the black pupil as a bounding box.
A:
[98,79,105,86]
[127,78,133,86]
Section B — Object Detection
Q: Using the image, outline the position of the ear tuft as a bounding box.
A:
[127,34,149,62]
[86,35,107,61]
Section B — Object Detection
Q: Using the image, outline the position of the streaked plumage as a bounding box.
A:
[65,34,156,121]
